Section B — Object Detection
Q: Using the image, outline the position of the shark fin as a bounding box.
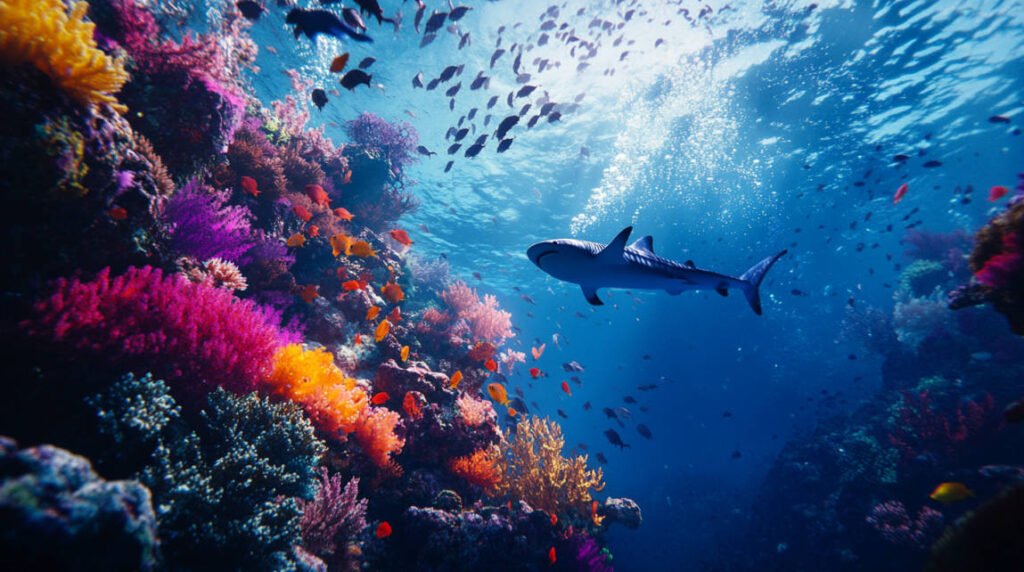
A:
[629,236,654,254]
[739,249,788,315]
[581,286,603,306]
[715,285,729,297]
[596,226,632,263]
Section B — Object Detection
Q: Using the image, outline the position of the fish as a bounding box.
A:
[637,384,658,391]
[309,225,320,237]
[561,381,572,396]
[341,279,364,291]
[596,453,608,464]
[416,145,436,157]
[604,429,629,449]
[637,424,652,439]
[381,281,404,303]
[487,95,498,109]
[562,361,584,373]
[454,128,469,142]
[299,284,319,303]
[445,82,462,97]
[528,226,786,314]
[341,7,368,31]
[531,344,545,360]
[414,3,426,32]
[305,184,330,206]
[893,183,909,204]
[354,333,362,345]
[375,521,392,538]
[389,229,413,246]
[311,88,328,111]
[354,0,398,28]
[412,72,424,88]
[988,115,1011,123]
[507,407,518,417]
[623,396,637,404]
[444,161,454,173]
[424,11,448,34]
[358,56,376,69]
[334,207,355,221]
[366,306,380,320]
[989,185,1010,201]
[286,233,306,247]
[240,175,260,197]
[400,345,410,361]
[490,49,506,68]
[529,367,541,379]
[448,2,472,21]
[449,370,463,389]
[439,65,460,82]
[930,482,974,505]
[340,69,372,90]
[331,234,353,256]
[464,143,484,158]
[496,138,513,153]
[108,206,128,221]
[516,85,537,98]
[286,8,373,43]
[375,319,390,342]
[349,240,377,257]
[470,73,489,90]
[342,170,353,185]
[496,115,519,139]
[447,143,462,155]
[292,205,313,222]
[485,358,498,372]
[236,1,265,21]
[923,159,943,168]
[548,547,556,566]
[371,392,390,405]
[389,306,402,323]
[557,409,568,419]
[488,382,510,405]
[731,448,742,459]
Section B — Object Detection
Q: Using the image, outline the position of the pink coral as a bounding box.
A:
[456,393,496,428]
[441,281,514,344]
[866,500,944,548]
[498,349,526,374]
[298,468,368,563]
[22,266,281,394]
[888,391,1000,462]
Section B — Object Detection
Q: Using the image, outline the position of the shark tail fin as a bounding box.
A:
[738,250,787,316]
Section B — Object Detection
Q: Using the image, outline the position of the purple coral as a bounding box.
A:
[161,180,256,264]
[343,112,420,170]
[567,532,615,572]
[866,500,944,549]
[298,468,368,565]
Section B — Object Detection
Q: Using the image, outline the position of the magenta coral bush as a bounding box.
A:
[22,266,282,395]
[343,112,420,170]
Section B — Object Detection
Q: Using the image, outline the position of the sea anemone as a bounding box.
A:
[0,0,129,111]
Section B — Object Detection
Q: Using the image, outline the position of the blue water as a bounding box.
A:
[120,0,1024,568]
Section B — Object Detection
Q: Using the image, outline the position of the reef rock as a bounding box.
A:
[0,436,159,571]
[602,497,643,529]
[375,359,453,402]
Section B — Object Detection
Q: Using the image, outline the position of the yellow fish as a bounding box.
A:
[374,319,390,342]
[286,233,306,248]
[349,240,377,258]
[330,233,353,257]
[450,370,463,389]
[365,305,381,321]
[487,382,509,406]
[400,345,410,361]
[930,482,974,505]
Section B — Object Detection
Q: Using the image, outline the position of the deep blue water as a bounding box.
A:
[110,0,1024,568]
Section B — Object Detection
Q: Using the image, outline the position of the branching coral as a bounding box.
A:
[23,266,282,395]
[343,112,420,170]
[456,393,495,428]
[495,416,605,516]
[441,281,514,344]
[893,294,955,350]
[297,468,368,568]
[866,500,944,549]
[0,0,129,111]
[161,180,257,263]
[448,446,503,493]
[887,391,999,462]
[353,405,405,468]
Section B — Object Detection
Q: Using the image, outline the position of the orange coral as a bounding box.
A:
[353,406,405,468]
[449,446,502,493]
[264,344,367,436]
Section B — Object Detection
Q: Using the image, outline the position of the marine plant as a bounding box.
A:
[90,374,325,571]
[343,112,420,170]
[0,0,129,111]
[160,179,257,264]
[23,266,282,395]
[495,416,605,517]
[448,445,503,493]
[441,281,515,344]
[297,468,368,569]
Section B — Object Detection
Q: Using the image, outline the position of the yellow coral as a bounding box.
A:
[264,344,368,436]
[0,0,129,111]
[495,416,605,517]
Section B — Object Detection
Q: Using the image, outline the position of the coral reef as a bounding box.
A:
[298,468,368,571]
[159,180,257,263]
[448,445,503,493]
[343,112,420,172]
[0,436,158,571]
[865,500,944,549]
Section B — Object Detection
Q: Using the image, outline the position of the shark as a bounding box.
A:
[526,226,787,315]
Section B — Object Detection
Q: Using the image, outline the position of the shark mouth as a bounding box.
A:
[532,249,558,268]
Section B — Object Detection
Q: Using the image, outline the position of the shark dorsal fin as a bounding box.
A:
[597,226,632,263]
[630,236,654,254]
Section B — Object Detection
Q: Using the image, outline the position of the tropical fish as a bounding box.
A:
[305,184,330,206]
[400,345,410,361]
[240,175,260,197]
[354,0,398,27]
[930,482,974,505]
[636,424,652,439]
[375,319,391,342]
[371,392,390,405]
[893,183,909,204]
[989,185,1010,202]
[380,281,404,303]
[488,382,509,405]
[989,115,1011,123]
[596,453,608,464]
[311,88,328,111]
[334,207,355,221]
[528,226,786,313]
[375,521,392,538]
[331,233,353,257]
[604,429,629,449]
[562,361,584,373]
[531,344,545,360]
[561,381,571,396]
[293,205,313,222]
[108,206,128,221]
[485,358,498,372]
[358,56,376,69]
[286,8,373,43]
[591,500,604,526]
[389,229,413,246]
[388,307,402,322]
[497,138,514,153]
[330,53,350,73]
[286,233,306,248]
[550,513,557,526]
[366,305,381,320]
[342,8,368,32]
[508,407,518,416]
[529,367,541,379]
[299,284,319,303]
[308,225,320,237]
[342,170,353,185]
[548,547,556,565]
[342,279,364,291]
[236,0,265,21]
[349,240,377,257]
[450,370,463,389]
[340,69,373,90]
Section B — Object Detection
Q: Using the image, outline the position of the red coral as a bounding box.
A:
[22,266,281,394]
[888,391,1000,462]
[448,447,502,493]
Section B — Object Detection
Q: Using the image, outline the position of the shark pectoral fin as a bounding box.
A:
[596,226,632,263]
[715,285,729,297]
[582,286,604,306]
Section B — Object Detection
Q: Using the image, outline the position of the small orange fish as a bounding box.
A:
[487,382,509,406]
[308,225,320,237]
[591,500,603,526]
[508,407,518,416]
[330,53,349,73]
[375,319,391,342]
[893,182,909,204]
[349,240,377,258]
[286,233,306,247]
[400,345,410,361]
[403,391,423,419]
[389,307,402,323]
[550,513,557,526]
[293,205,313,222]
[375,521,392,539]
[342,170,353,185]
[930,482,974,505]
[342,279,363,291]
[366,305,381,320]
[298,284,319,303]
[989,185,1010,202]
[108,206,128,221]
[389,229,413,246]
[240,175,260,197]
[548,547,556,566]
[354,333,362,345]
[334,207,355,221]
[371,391,390,405]
[381,281,404,303]
[450,370,463,389]
[485,359,498,372]
[531,344,545,360]
[530,367,541,379]
[561,381,572,397]
[330,233,352,257]
[305,184,330,207]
